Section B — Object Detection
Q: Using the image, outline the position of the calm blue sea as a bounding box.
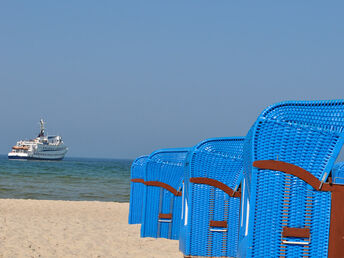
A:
[0,155,132,202]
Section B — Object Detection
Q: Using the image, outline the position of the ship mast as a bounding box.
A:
[38,119,45,137]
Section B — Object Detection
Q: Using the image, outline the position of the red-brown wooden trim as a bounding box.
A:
[144,181,182,196]
[210,220,227,228]
[189,177,241,197]
[282,227,310,238]
[159,213,172,219]
[328,190,344,257]
[321,183,344,192]
[131,178,144,183]
[253,160,323,190]
[253,160,344,192]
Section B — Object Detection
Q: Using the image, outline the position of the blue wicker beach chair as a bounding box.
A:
[238,100,344,258]
[332,162,344,184]
[141,148,190,240]
[179,137,244,257]
[129,155,148,224]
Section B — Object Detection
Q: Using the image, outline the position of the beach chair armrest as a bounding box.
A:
[190,177,241,197]
[253,160,323,190]
[144,181,182,196]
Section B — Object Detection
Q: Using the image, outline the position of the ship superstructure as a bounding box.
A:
[8,119,68,160]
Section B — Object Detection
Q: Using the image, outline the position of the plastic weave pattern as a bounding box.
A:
[180,137,244,257]
[238,100,344,258]
[141,148,190,240]
[332,162,344,185]
[128,155,148,224]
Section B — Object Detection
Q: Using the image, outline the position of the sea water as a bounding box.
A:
[0,155,132,202]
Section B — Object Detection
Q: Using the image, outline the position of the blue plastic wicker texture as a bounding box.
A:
[238,100,344,258]
[179,147,195,253]
[179,137,244,257]
[141,148,190,240]
[128,156,148,224]
[332,162,344,184]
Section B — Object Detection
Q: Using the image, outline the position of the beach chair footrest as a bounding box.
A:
[209,220,228,232]
[282,227,311,245]
[158,213,172,223]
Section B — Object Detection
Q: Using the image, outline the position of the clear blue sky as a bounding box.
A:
[1,1,344,160]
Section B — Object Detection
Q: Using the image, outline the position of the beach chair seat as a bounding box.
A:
[128,155,148,224]
[141,148,190,240]
[238,100,344,258]
[180,137,244,257]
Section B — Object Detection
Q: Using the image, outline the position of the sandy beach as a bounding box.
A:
[0,199,182,258]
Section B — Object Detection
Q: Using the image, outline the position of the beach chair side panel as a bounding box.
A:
[179,149,194,254]
[141,149,189,240]
[333,162,344,184]
[182,138,244,257]
[239,100,344,258]
[129,156,148,224]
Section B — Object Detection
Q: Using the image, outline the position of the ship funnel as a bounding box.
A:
[38,119,45,137]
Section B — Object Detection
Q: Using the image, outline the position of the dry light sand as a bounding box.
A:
[0,199,182,258]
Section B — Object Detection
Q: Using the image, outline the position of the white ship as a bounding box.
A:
[8,119,68,160]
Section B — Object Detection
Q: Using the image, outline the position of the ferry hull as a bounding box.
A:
[8,153,66,161]
[8,156,65,161]
[8,153,29,160]
[8,155,29,160]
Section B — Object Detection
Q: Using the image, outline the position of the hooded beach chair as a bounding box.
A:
[179,137,244,257]
[128,155,148,224]
[141,148,190,240]
[332,162,344,184]
[238,100,344,258]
